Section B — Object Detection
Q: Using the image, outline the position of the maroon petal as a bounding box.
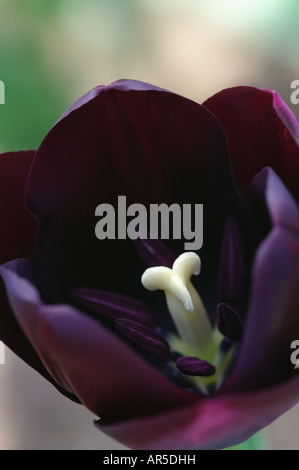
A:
[0,152,65,398]
[0,258,79,402]
[273,90,299,146]
[203,87,299,202]
[0,258,197,423]
[224,171,299,391]
[100,375,299,449]
[24,80,255,313]
[0,151,37,263]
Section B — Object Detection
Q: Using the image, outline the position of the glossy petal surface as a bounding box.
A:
[204,87,299,201]
[0,258,196,423]
[25,80,255,316]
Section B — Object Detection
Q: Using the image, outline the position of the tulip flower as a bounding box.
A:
[0,80,299,449]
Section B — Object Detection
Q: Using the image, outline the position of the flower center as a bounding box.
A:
[142,252,214,356]
[142,252,236,394]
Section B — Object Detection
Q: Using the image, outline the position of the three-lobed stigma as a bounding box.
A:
[142,252,235,394]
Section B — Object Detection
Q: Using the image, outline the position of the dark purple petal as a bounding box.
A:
[0,258,79,402]
[224,171,299,391]
[251,167,299,237]
[176,356,215,377]
[217,216,247,309]
[0,258,197,423]
[70,288,156,326]
[203,87,299,202]
[24,80,256,315]
[0,151,37,263]
[100,375,299,449]
[217,303,244,341]
[114,318,172,362]
[0,152,74,401]
[272,90,299,147]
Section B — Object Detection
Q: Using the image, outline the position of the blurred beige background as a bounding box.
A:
[0,0,299,450]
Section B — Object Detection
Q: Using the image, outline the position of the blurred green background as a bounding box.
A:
[1,0,299,153]
[0,0,299,450]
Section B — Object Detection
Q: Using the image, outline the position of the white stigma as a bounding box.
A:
[141,252,213,357]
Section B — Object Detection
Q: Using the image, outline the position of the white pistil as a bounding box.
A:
[141,252,213,357]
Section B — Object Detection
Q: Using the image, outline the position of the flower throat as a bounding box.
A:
[141,251,240,395]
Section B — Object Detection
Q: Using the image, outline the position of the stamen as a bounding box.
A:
[114,318,172,362]
[217,303,244,340]
[142,252,213,357]
[217,216,246,308]
[70,288,156,326]
[176,356,215,377]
